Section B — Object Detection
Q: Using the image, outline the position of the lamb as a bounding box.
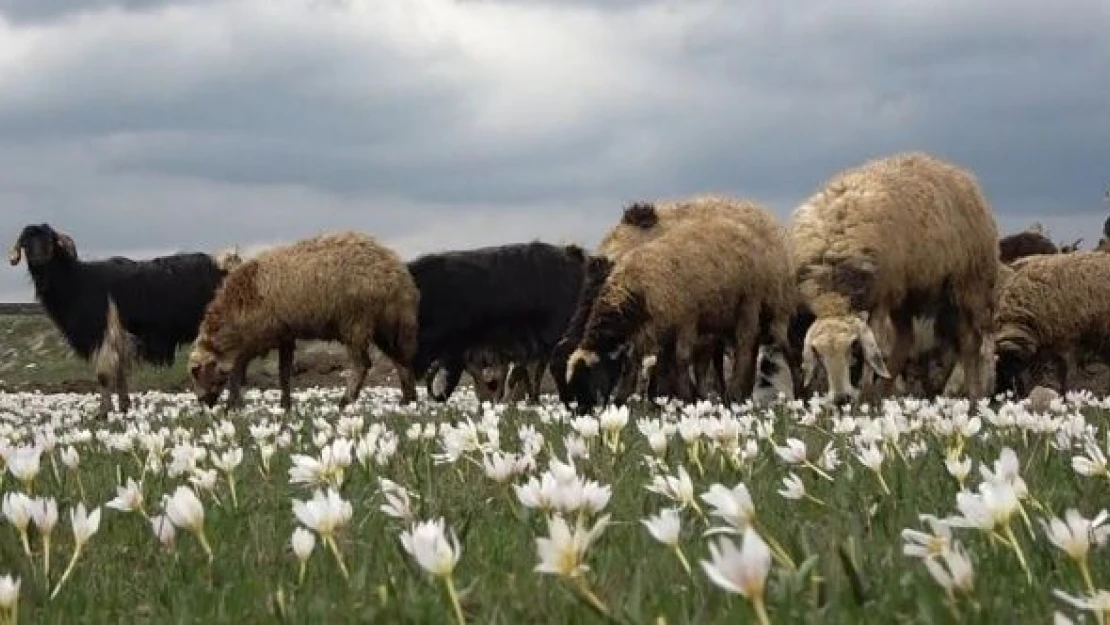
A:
[565,204,797,412]
[9,223,240,418]
[789,151,999,406]
[406,241,588,406]
[993,251,1110,397]
[188,231,420,411]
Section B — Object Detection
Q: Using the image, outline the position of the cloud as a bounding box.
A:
[1,0,1109,303]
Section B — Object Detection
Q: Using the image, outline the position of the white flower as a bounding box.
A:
[400,518,462,578]
[292,489,353,538]
[60,446,80,470]
[213,447,243,473]
[2,492,33,533]
[0,574,19,612]
[774,438,807,464]
[69,502,102,549]
[534,514,609,578]
[598,405,629,433]
[855,444,884,472]
[30,497,58,536]
[483,452,518,484]
[379,478,418,522]
[1040,508,1110,561]
[923,542,975,595]
[700,482,755,531]
[645,465,696,508]
[106,478,145,513]
[945,452,972,483]
[1053,589,1110,616]
[647,431,668,456]
[641,508,682,546]
[150,515,176,548]
[700,526,772,599]
[778,473,806,501]
[6,446,41,484]
[901,514,952,559]
[165,486,206,534]
[292,527,316,562]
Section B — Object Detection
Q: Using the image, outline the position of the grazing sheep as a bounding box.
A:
[407,241,588,406]
[9,223,240,418]
[999,227,1058,264]
[993,251,1110,397]
[789,151,999,406]
[566,204,797,412]
[565,195,799,410]
[188,231,420,411]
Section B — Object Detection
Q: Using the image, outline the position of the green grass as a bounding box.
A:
[1,389,1108,624]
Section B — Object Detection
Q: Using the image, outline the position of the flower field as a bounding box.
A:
[1,387,1109,624]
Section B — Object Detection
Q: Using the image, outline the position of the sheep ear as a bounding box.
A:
[54,232,77,259]
[8,240,22,266]
[801,335,817,388]
[858,326,891,379]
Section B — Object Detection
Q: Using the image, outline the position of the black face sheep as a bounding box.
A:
[579,195,800,407]
[993,251,1110,397]
[566,206,798,411]
[9,223,240,418]
[999,227,1058,264]
[188,231,420,412]
[789,152,1000,406]
[406,241,588,405]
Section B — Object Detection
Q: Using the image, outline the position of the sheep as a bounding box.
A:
[9,223,240,418]
[565,204,797,412]
[789,151,999,406]
[571,195,799,407]
[188,231,420,411]
[406,241,588,406]
[999,227,1058,264]
[993,251,1110,397]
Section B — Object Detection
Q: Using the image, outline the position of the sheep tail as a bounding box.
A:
[93,297,135,388]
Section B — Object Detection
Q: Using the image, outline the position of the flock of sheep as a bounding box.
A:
[9,151,1110,418]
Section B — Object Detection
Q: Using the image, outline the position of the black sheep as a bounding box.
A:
[406,241,588,404]
[9,223,239,417]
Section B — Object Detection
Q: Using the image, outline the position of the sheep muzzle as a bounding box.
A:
[7,241,21,266]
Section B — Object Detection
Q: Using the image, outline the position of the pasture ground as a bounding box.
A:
[2,310,1110,623]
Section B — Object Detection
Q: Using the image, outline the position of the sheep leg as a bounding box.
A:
[468,361,494,402]
[339,343,372,409]
[726,306,761,404]
[115,366,131,415]
[529,360,545,403]
[953,317,987,403]
[278,339,296,411]
[224,352,254,411]
[1056,351,1072,394]
[874,311,914,400]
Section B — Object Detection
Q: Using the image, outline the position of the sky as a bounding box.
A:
[1,0,1108,302]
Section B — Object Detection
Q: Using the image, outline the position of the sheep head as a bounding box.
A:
[801,310,890,405]
[188,339,235,408]
[10,224,78,267]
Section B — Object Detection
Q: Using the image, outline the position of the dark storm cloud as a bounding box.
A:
[1,0,1109,302]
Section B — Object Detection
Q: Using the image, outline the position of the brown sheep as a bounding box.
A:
[789,151,999,406]
[592,194,799,400]
[188,231,420,411]
[994,251,1110,397]
[567,206,796,405]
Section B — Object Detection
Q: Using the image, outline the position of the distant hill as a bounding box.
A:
[0,303,42,315]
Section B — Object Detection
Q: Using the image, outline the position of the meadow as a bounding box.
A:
[1,379,1110,624]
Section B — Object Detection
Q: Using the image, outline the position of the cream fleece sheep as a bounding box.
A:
[189,231,420,411]
[789,151,999,404]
